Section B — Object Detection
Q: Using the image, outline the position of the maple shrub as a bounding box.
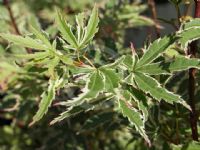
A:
[1,0,200,149]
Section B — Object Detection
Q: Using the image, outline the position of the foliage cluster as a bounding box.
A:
[0,0,200,149]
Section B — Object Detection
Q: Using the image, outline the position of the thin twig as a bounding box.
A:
[147,0,161,38]
[184,2,192,16]
[175,5,181,26]
[187,0,200,141]
[175,105,180,144]
[3,0,20,35]
[3,0,32,53]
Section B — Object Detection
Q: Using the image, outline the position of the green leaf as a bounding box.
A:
[124,74,136,86]
[14,52,49,59]
[164,47,181,58]
[76,13,85,43]
[63,70,104,106]
[30,26,52,49]
[136,56,200,75]
[69,66,95,74]
[181,18,200,30]
[171,141,200,150]
[76,13,85,29]
[137,35,176,67]
[100,68,120,93]
[0,62,24,73]
[128,87,149,121]
[83,70,104,98]
[185,142,200,150]
[47,57,60,78]
[81,5,99,46]
[122,55,137,70]
[134,72,190,110]
[177,19,200,49]
[101,56,125,69]
[59,55,74,66]
[118,99,150,145]
[0,33,48,50]
[50,106,85,125]
[30,79,57,126]
[178,27,200,49]
[55,10,78,48]
[50,94,111,125]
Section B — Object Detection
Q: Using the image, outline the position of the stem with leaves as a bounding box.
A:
[3,0,32,53]
[2,4,200,144]
[188,0,200,141]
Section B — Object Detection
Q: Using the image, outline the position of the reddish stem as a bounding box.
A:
[195,0,200,17]
[3,0,32,53]
[188,0,200,141]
